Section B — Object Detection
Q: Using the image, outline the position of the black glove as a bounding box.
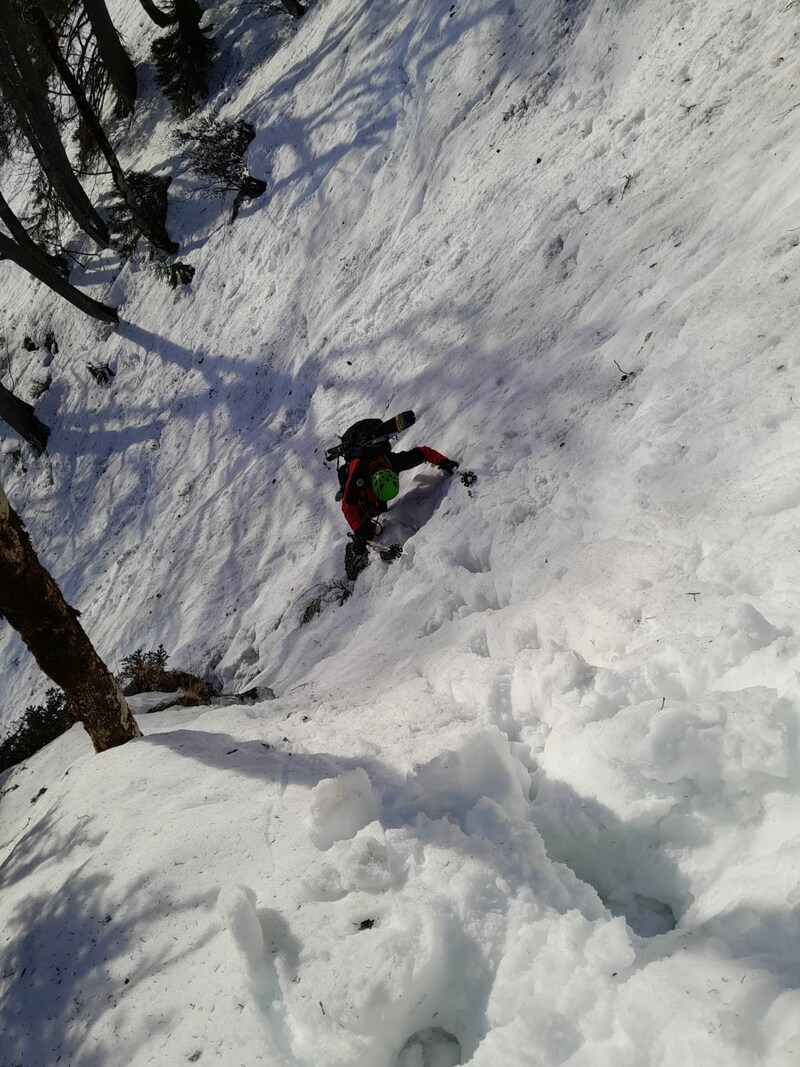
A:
[438,458,459,475]
[379,544,403,562]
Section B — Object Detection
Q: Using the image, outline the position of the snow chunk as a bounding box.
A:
[217,883,266,973]
[411,728,531,825]
[308,768,381,850]
[301,832,407,901]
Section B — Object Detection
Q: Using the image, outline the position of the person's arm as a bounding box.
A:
[392,446,458,473]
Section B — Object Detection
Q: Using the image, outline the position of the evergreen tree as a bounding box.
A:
[152,0,217,116]
[0,228,118,322]
[32,4,178,253]
[81,0,137,117]
[137,0,175,28]
[0,688,72,774]
[0,6,109,247]
[0,186,67,277]
[0,186,116,324]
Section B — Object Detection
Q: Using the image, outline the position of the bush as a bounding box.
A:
[29,373,52,401]
[117,645,220,703]
[300,579,351,624]
[117,645,171,695]
[149,257,195,288]
[0,688,73,774]
[87,362,115,384]
[175,118,267,219]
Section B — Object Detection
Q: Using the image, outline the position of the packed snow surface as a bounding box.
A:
[2,0,800,1063]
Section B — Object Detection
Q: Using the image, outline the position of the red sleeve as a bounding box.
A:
[419,446,447,466]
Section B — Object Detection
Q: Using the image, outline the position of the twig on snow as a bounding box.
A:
[775,101,800,122]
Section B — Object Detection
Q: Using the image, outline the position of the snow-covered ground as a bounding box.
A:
[2,0,800,1062]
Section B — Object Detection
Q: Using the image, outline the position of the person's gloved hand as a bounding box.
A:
[438,458,459,475]
[380,544,403,562]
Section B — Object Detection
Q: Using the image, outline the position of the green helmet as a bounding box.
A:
[371,467,399,501]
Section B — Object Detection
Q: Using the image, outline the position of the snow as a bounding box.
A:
[2,0,800,1062]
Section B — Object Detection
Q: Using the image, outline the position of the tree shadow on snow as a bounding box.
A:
[227,0,517,220]
[0,805,211,1067]
[30,321,326,627]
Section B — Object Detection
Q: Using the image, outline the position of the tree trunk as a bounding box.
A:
[82,0,137,116]
[0,381,50,454]
[0,187,68,277]
[0,231,118,323]
[280,0,306,18]
[137,0,175,28]
[0,15,109,247]
[0,484,141,752]
[33,6,178,253]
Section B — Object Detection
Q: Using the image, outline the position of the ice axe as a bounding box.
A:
[366,539,403,562]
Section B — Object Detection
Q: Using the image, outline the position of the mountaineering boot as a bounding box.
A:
[345,537,370,581]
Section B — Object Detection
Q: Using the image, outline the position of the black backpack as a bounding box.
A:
[328,411,416,499]
[334,421,389,497]
[340,418,391,461]
[325,410,415,464]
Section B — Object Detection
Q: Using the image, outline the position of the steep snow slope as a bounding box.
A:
[2,0,800,1064]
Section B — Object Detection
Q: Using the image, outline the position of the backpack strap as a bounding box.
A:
[342,457,366,506]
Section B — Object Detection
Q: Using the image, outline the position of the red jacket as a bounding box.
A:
[342,446,448,537]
